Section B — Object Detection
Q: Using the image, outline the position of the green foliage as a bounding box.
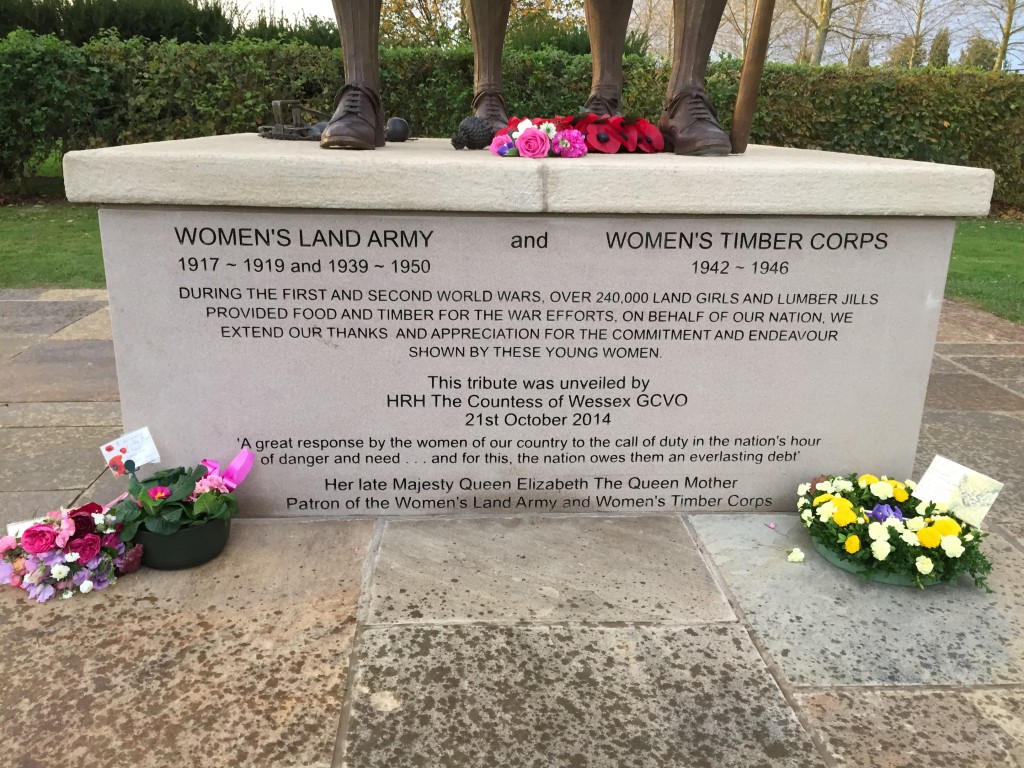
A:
[2,33,1022,205]
[0,205,104,287]
[1,0,241,45]
[239,11,340,48]
[960,32,999,70]
[848,42,870,69]
[112,463,238,540]
[928,28,950,68]
[885,35,926,68]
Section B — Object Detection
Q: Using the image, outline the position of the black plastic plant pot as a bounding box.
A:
[135,518,231,570]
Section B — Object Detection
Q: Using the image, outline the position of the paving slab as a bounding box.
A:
[929,356,966,374]
[342,623,825,768]
[0,519,373,768]
[690,514,1024,687]
[797,688,1024,768]
[949,355,1024,396]
[368,516,734,624]
[936,300,1024,343]
[0,300,106,334]
[0,339,118,402]
[36,288,109,302]
[0,490,81,527]
[50,306,113,340]
[77,466,131,508]
[0,426,113,491]
[924,373,1024,411]
[937,343,1024,357]
[915,410,1024,528]
[0,334,46,362]
[0,401,121,428]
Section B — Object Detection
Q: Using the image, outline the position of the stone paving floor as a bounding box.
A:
[1,289,1023,767]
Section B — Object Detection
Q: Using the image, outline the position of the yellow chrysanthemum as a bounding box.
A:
[932,518,962,537]
[858,474,879,487]
[832,496,854,510]
[833,507,858,527]
[893,487,909,502]
[845,535,861,553]
[813,493,834,507]
[917,526,942,548]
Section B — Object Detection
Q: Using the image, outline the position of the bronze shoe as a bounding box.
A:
[581,93,623,117]
[320,83,385,150]
[658,88,731,156]
[472,90,509,133]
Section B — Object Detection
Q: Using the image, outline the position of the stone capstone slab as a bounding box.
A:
[64,136,993,216]
[342,623,825,768]
[690,514,1024,687]
[797,689,1024,768]
[367,516,735,624]
[0,519,374,768]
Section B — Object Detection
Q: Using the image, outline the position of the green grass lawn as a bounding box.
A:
[0,203,1021,325]
[948,218,1024,325]
[0,204,105,288]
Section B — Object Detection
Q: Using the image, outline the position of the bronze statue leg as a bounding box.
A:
[321,0,385,149]
[583,0,633,115]
[466,0,512,131]
[659,0,731,155]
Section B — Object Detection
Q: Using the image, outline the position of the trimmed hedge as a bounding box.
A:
[2,30,1022,204]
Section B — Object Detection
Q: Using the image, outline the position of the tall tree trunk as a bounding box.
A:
[994,0,1016,70]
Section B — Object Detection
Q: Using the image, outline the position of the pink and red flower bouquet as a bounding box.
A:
[0,503,143,603]
[490,113,665,159]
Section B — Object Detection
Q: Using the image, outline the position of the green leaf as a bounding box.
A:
[144,516,181,535]
[167,474,196,503]
[120,521,141,541]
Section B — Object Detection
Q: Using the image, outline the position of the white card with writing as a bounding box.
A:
[100,427,161,476]
[913,455,1003,528]
[5,519,37,538]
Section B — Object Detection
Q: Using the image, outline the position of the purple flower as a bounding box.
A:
[27,583,56,603]
[72,568,92,586]
[0,561,13,583]
[488,134,515,156]
[870,504,904,523]
[552,129,588,158]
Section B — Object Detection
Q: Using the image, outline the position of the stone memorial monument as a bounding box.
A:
[65,135,992,519]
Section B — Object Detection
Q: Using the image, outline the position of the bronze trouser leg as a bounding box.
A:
[466,0,512,95]
[666,0,728,94]
[331,0,381,94]
[584,0,633,102]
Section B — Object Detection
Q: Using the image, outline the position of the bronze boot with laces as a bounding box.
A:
[658,88,731,156]
[472,90,509,133]
[320,83,385,150]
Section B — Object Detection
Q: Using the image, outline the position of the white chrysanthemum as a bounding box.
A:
[798,497,809,508]
[871,539,892,561]
[537,121,557,138]
[817,501,837,523]
[883,517,905,530]
[50,564,70,580]
[940,535,965,558]
[64,552,80,563]
[964,533,975,542]
[91,512,106,526]
[870,481,894,501]
[800,508,813,522]
[901,530,920,546]
[906,517,926,532]
[787,548,805,563]
[815,480,835,494]
[868,522,888,541]
[916,501,930,515]
[79,580,94,593]
[905,480,917,490]
[61,590,74,600]
[934,502,949,512]
[833,479,854,493]
[916,555,934,575]
[797,483,811,496]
